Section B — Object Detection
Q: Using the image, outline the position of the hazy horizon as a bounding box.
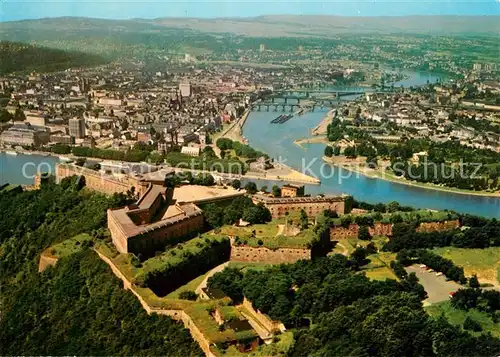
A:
[1,0,499,22]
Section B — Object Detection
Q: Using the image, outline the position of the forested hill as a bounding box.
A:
[0,41,108,75]
[0,179,202,355]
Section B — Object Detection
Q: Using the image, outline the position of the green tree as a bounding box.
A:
[344,146,357,158]
[242,204,272,225]
[13,107,26,121]
[463,316,482,332]
[244,181,258,195]
[207,267,244,303]
[358,225,372,241]
[272,185,281,197]
[350,247,367,266]
[231,179,241,190]
[324,145,334,157]
[300,209,309,230]
[333,146,341,156]
[469,274,480,288]
[216,138,233,151]
[179,291,198,301]
[0,108,13,123]
[386,201,401,213]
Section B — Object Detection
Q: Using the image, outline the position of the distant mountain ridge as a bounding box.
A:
[1,15,499,37]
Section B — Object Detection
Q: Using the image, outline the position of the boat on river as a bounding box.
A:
[270,114,294,124]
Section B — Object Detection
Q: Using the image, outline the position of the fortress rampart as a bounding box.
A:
[56,163,149,196]
[230,244,311,264]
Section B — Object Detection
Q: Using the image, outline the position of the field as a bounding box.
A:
[49,233,93,258]
[222,331,294,356]
[364,266,398,281]
[433,247,500,285]
[228,261,273,272]
[426,301,500,337]
[340,236,398,281]
[219,214,317,250]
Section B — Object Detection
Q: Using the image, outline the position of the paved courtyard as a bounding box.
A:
[405,265,463,304]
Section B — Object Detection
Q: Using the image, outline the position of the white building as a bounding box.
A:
[181,146,200,157]
[179,82,191,97]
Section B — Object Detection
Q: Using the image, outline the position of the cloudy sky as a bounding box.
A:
[1,0,499,21]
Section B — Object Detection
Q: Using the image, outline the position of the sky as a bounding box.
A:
[1,0,499,21]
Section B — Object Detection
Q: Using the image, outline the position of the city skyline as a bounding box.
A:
[1,0,500,22]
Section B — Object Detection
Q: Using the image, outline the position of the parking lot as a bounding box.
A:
[405,265,463,304]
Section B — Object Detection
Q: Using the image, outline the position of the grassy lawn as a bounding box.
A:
[223,331,294,356]
[240,231,315,249]
[361,251,398,281]
[433,247,500,284]
[364,267,398,281]
[228,261,273,272]
[426,301,500,337]
[331,241,352,255]
[95,241,139,281]
[219,216,316,249]
[49,233,93,258]
[220,222,279,239]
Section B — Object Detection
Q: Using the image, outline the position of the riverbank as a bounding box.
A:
[1,146,320,186]
[213,110,320,184]
[322,155,500,198]
[311,109,335,136]
[294,136,329,149]
[245,162,321,185]
[215,109,250,144]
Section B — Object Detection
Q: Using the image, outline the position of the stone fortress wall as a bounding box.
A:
[242,297,286,334]
[94,250,216,357]
[417,219,460,233]
[330,222,393,240]
[230,244,311,264]
[330,220,461,240]
[55,163,149,196]
[253,194,350,218]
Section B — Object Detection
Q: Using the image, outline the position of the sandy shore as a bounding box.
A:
[294,135,329,149]
[217,109,250,144]
[245,161,321,185]
[322,155,500,198]
[311,109,335,136]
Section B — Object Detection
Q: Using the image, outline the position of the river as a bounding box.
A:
[242,71,500,218]
[0,152,60,185]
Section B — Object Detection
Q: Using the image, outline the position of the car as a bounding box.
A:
[419,264,426,268]
[429,269,434,273]
[436,272,443,277]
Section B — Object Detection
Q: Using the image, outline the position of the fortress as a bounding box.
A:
[253,193,351,218]
[108,185,204,255]
[108,183,246,256]
[53,163,246,256]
